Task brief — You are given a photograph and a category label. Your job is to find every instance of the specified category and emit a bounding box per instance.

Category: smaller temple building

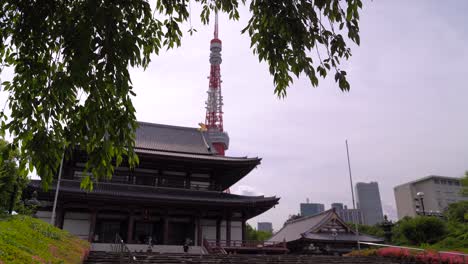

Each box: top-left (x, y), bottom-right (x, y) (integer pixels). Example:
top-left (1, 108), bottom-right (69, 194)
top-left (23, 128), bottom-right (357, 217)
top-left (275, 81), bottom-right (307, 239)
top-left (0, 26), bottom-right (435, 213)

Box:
top-left (28, 122), bottom-right (279, 249)
top-left (269, 209), bottom-right (383, 254)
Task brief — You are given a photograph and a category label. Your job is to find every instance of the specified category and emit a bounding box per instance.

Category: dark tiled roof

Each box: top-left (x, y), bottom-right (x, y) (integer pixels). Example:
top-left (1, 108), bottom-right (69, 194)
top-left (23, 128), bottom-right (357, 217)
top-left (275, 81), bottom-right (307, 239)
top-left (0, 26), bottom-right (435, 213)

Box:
top-left (269, 209), bottom-right (383, 243)
top-left (136, 122), bottom-right (213, 155)
top-left (135, 148), bottom-right (260, 163)
top-left (30, 180), bottom-right (279, 207)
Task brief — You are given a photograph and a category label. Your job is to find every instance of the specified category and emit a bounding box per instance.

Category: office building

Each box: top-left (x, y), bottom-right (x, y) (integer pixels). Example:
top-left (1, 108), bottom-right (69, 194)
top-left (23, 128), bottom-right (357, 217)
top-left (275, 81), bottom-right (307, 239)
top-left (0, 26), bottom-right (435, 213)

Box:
top-left (331, 203), bottom-right (344, 210)
top-left (300, 202), bottom-right (325, 216)
top-left (257, 222), bottom-right (273, 233)
top-left (394, 175), bottom-right (468, 219)
top-left (334, 205), bottom-right (364, 225)
top-left (356, 182), bottom-right (384, 225)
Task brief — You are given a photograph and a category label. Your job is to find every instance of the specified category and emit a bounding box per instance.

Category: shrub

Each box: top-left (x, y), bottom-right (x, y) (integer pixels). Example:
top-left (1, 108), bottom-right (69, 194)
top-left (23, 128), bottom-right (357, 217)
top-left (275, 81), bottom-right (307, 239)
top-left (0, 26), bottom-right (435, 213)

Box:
top-left (396, 216), bottom-right (447, 245)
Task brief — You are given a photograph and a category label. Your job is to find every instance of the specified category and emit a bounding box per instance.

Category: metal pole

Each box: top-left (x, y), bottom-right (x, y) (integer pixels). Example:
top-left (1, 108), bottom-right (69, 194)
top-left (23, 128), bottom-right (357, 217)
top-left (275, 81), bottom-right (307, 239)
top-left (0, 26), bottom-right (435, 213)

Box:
top-left (346, 140), bottom-right (361, 250)
top-left (50, 151), bottom-right (65, 226)
top-left (420, 197), bottom-right (425, 216)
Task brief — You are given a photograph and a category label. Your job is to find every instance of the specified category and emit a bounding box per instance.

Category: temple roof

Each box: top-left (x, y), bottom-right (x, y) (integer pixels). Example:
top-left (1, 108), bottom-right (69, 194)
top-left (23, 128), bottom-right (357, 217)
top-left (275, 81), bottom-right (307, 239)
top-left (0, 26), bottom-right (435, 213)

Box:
top-left (136, 122), bottom-right (215, 155)
top-left (29, 180), bottom-right (279, 219)
top-left (269, 209), bottom-right (383, 243)
top-left (134, 122), bottom-right (254, 164)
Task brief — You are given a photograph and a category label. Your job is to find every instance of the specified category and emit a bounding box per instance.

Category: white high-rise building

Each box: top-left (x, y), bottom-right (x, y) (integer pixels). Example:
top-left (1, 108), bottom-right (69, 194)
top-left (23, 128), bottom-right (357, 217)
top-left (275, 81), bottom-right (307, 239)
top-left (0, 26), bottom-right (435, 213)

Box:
top-left (394, 175), bottom-right (467, 219)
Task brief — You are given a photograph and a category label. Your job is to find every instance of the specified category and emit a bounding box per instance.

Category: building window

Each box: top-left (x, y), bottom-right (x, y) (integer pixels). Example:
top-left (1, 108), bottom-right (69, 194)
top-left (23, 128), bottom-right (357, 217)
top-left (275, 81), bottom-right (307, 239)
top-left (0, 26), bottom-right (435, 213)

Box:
top-left (448, 181), bottom-right (453, 186)
top-left (454, 181), bottom-right (460, 186)
top-left (190, 180), bottom-right (210, 190)
top-left (135, 176), bottom-right (155, 186)
top-left (440, 180), bottom-right (447, 184)
top-left (434, 179), bottom-right (440, 184)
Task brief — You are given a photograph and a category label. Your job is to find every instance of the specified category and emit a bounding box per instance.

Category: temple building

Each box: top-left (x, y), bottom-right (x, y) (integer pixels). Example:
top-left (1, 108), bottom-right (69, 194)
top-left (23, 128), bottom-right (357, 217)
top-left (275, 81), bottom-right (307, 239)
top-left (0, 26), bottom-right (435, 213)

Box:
top-left (27, 11), bottom-right (281, 252)
top-left (28, 122), bottom-right (279, 248)
top-left (270, 209), bottom-right (383, 254)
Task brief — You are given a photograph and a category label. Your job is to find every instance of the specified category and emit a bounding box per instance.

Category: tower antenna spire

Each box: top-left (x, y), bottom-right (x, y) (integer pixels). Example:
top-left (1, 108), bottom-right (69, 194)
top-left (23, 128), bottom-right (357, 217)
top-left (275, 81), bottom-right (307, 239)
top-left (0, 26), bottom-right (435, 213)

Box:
top-left (204, 10), bottom-right (228, 156)
top-left (214, 9), bottom-right (219, 39)
top-left (205, 10), bottom-right (223, 132)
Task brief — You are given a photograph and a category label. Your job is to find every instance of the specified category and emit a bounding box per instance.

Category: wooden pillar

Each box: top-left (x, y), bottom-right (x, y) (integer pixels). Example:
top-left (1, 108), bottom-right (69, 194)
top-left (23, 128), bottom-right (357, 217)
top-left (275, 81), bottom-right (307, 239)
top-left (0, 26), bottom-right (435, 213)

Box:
top-left (241, 218), bottom-right (246, 243)
top-left (215, 218), bottom-right (221, 246)
top-left (127, 210), bottom-right (134, 244)
top-left (226, 214), bottom-right (231, 246)
top-left (163, 213), bottom-right (169, 245)
top-left (88, 210), bottom-right (97, 242)
top-left (196, 215), bottom-right (202, 246)
top-left (185, 172), bottom-right (191, 189)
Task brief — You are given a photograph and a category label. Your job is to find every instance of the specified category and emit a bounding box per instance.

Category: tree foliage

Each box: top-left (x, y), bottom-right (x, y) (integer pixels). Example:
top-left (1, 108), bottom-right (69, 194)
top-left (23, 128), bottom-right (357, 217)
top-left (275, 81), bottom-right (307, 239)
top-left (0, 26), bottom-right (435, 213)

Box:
top-left (445, 201), bottom-right (468, 223)
top-left (0, 0), bottom-right (362, 189)
top-left (461, 171), bottom-right (468, 196)
top-left (348, 222), bottom-right (385, 238)
top-left (0, 138), bottom-right (29, 213)
top-left (245, 224), bottom-right (272, 242)
top-left (392, 216), bottom-right (447, 245)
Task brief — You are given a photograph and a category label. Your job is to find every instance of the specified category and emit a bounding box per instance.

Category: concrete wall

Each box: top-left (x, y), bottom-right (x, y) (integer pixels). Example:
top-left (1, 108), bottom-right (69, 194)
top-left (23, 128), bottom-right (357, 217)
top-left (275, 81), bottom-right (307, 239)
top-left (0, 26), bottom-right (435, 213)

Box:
top-left (394, 183), bottom-right (416, 219)
top-left (63, 212), bottom-right (90, 240)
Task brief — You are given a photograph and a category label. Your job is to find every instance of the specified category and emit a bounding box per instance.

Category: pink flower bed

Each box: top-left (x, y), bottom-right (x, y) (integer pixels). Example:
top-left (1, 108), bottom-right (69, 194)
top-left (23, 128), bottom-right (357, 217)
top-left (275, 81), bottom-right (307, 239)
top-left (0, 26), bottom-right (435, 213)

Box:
top-left (376, 247), bottom-right (467, 264)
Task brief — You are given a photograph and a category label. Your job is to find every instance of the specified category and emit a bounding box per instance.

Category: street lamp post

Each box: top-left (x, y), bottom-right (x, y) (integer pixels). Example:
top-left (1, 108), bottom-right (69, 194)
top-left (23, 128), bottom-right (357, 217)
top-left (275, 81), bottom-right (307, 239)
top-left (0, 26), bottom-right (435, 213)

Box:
top-left (416, 192), bottom-right (425, 216)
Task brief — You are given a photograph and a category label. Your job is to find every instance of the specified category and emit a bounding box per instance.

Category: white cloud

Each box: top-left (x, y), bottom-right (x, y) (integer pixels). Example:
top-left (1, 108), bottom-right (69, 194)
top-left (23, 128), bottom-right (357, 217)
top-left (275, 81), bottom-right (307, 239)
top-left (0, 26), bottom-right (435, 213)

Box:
top-left (232, 185), bottom-right (264, 197)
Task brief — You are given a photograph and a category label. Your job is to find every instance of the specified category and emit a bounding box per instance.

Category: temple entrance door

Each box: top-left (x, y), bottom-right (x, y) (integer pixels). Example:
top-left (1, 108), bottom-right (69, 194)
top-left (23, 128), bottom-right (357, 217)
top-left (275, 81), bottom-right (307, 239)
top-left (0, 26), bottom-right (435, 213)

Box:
top-left (133, 220), bottom-right (163, 245)
top-left (168, 221), bottom-right (194, 245)
top-left (97, 221), bottom-right (123, 243)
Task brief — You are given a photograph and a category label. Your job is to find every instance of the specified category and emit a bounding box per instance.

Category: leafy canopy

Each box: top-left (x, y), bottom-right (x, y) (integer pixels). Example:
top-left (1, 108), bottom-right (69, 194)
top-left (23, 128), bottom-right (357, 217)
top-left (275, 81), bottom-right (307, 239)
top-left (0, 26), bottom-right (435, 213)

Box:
top-left (245, 224), bottom-right (273, 242)
top-left (392, 216), bottom-right (448, 245)
top-left (461, 171), bottom-right (468, 196)
top-left (0, 0), bottom-right (362, 189)
top-left (0, 138), bottom-right (29, 213)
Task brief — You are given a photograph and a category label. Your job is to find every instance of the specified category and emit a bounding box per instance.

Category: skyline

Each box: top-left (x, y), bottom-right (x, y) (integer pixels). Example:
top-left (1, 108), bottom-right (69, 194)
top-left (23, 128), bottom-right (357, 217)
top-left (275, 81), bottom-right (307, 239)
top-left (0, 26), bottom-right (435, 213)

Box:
top-left (1, 0), bottom-right (467, 231)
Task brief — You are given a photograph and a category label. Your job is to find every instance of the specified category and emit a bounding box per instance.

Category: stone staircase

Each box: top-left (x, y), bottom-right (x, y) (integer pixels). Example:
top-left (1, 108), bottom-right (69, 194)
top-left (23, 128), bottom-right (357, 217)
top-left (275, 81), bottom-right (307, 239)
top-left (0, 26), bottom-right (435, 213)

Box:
top-left (84, 251), bottom-right (401, 264)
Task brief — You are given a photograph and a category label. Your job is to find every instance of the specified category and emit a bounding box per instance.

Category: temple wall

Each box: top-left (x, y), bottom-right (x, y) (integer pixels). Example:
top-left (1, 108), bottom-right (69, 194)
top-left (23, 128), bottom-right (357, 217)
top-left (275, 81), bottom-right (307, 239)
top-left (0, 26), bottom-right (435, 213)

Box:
top-left (35, 210), bottom-right (52, 224)
top-left (63, 212), bottom-right (90, 240)
top-left (201, 219), bottom-right (216, 240)
top-left (230, 221), bottom-right (242, 241)
top-left (200, 219), bottom-right (242, 241)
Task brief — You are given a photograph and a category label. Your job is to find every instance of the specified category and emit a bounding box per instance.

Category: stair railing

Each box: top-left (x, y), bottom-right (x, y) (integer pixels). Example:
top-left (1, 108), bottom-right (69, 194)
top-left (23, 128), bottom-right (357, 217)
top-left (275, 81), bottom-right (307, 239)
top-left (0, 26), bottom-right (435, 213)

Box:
top-left (112, 234), bottom-right (137, 264)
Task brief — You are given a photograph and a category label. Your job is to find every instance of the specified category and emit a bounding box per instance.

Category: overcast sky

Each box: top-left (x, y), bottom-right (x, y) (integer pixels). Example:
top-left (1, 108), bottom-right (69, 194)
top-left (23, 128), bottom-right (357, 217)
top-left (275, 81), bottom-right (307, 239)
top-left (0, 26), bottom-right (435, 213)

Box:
top-left (130, 0), bottom-right (468, 230)
top-left (1, 0), bottom-right (468, 231)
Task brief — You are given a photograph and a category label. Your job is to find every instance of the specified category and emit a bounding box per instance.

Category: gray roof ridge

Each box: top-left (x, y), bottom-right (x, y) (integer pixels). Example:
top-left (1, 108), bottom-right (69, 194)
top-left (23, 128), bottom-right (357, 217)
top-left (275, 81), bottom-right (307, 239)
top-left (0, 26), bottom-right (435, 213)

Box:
top-left (137, 121), bottom-right (201, 132)
top-left (286, 208), bottom-right (334, 225)
top-left (269, 209), bottom-right (334, 242)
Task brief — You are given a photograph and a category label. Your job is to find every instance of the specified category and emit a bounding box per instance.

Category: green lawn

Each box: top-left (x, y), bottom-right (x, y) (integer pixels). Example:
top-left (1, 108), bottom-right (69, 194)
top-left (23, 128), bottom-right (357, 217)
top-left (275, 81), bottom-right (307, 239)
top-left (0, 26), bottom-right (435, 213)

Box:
top-left (0, 214), bottom-right (89, 264)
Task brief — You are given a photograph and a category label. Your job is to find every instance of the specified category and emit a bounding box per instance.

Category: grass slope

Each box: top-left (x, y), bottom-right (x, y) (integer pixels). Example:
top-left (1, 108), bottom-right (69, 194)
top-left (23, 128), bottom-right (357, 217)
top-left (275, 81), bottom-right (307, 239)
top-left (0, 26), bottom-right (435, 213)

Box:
top-left (0, 215), bottom-right (89, 264)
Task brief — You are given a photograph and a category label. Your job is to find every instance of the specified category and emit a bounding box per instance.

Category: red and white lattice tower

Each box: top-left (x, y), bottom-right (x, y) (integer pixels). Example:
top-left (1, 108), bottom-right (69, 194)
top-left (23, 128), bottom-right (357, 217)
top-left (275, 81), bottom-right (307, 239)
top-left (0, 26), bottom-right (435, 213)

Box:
top-left (205, 11), bottom-right (229, 156)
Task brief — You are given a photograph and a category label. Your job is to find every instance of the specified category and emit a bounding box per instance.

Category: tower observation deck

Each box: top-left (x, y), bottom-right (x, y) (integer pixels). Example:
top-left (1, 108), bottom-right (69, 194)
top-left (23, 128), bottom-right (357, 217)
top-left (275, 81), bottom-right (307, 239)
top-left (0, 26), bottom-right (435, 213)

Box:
top-left (205, 11), bottom-right (229, 155)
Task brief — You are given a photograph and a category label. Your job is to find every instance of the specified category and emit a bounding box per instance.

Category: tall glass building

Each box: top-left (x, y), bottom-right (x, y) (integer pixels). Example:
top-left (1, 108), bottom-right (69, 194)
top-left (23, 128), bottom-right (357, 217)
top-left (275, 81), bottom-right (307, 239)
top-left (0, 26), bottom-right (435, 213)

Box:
top-left (355, 182), bottom-right (384, 225)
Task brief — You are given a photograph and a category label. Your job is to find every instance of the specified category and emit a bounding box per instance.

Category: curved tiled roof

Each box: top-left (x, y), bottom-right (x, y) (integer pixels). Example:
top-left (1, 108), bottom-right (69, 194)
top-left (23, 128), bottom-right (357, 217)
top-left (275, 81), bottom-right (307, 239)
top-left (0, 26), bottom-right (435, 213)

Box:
top-left (30, 179), bottom-right (278, 206)
top-left (270, 209), bottom-right (383, 243)
top-left (136, 122), bottom-right (214, 155)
